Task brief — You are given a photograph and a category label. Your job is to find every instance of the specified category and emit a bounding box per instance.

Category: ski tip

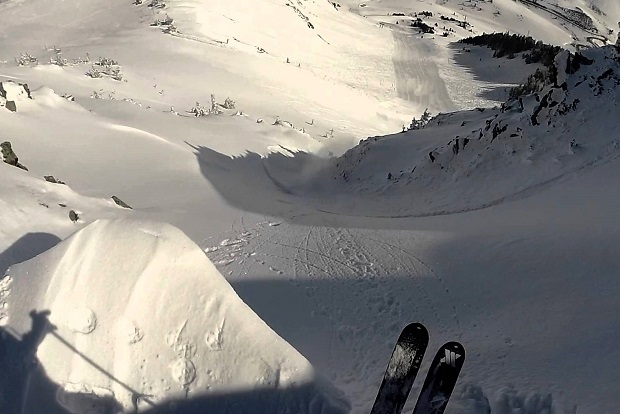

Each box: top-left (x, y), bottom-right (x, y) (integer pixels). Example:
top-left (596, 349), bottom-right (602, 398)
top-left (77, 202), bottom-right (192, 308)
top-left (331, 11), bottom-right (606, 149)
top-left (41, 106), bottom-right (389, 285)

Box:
top-left (402, 322), bottom-right (429, 336)
top-left (442, 341), bottom-right (465, 356)
top-left (437, 341), bottom-right (466, 370)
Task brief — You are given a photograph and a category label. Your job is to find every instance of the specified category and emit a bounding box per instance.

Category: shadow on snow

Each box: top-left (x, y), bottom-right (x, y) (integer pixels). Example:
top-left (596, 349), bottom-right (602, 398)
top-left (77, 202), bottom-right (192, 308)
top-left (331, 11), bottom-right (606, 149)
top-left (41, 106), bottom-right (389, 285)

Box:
top-left (0, 232), bottom-right (61, 276)
top-left (1, 309), bottom-right (349, 414)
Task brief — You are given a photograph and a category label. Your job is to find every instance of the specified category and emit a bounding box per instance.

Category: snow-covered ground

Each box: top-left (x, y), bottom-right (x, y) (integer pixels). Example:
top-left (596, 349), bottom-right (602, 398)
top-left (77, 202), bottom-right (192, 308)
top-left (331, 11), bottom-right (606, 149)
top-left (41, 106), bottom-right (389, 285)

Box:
top-left (2, 218), bottom-right (349, 413)
top-left (1, 0), bottom-right (620, 413)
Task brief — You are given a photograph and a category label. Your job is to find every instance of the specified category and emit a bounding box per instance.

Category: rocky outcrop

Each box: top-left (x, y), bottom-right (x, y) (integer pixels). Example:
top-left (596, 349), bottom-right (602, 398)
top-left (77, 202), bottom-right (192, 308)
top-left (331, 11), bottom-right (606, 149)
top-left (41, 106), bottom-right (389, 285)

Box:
top-left (1, 141), bottom-right (28, 171)
top-left (44, 175), bottom-right (66, 185)
top-left (0, 81), bottom-right (32, 112)
top-left (111, 196), bottom-right (132, 209)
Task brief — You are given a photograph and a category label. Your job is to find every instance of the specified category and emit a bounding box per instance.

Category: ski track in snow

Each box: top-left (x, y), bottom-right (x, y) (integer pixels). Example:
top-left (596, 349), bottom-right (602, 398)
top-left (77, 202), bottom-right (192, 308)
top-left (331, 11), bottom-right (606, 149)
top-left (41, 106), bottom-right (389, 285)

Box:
top-left (203, 221), bottom-right (462, 411)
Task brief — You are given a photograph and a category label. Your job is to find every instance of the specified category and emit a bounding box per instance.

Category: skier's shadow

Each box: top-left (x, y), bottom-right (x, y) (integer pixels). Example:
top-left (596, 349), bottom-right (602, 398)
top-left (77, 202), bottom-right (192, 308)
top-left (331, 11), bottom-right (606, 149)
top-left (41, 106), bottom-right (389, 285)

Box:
top-left (0, 309), bottom-right (122, 414)
top-left (1, 311), bottom-right (348, 414)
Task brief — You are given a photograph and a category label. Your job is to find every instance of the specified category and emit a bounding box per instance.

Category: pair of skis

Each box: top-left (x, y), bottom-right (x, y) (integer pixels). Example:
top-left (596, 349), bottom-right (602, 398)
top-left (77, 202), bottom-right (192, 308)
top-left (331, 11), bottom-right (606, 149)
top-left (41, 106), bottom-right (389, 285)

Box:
top-left (370, 323), bottom-right (464, 414)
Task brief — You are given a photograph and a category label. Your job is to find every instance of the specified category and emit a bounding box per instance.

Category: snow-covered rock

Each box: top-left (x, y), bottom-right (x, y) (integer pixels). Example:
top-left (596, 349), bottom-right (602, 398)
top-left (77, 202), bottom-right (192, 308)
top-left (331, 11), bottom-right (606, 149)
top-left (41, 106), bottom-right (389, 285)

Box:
top-left (1, 218), bottom-right (349, 414)
top-left (0, 80), bottom-right (31, 112)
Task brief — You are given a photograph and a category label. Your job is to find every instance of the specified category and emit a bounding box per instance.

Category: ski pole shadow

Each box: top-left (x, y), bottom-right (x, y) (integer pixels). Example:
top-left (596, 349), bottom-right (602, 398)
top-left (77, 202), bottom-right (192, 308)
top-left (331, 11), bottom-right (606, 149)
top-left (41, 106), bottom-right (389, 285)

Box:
top-left (2, 309), bottom-right (350, 414)
top-left (0, 309), bottom-right (57, 414)
top-left (0, 309), bottom-right (123, 414)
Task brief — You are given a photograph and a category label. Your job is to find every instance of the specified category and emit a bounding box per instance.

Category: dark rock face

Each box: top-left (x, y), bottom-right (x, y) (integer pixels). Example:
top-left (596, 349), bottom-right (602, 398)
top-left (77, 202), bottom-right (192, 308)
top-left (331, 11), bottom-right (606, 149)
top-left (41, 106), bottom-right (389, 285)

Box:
top-left (1, 141), bottom-right (18, 165)
top-left (1, 141), bottom-right (27, 170)
top-left (0, 81), bottom-right (32, 112)
top-left (69, 210), bottom-right (79, 223)
top-left (44, 176), bottom-right (66, 185)
top-left (111, 196), bottom-right (132, 209)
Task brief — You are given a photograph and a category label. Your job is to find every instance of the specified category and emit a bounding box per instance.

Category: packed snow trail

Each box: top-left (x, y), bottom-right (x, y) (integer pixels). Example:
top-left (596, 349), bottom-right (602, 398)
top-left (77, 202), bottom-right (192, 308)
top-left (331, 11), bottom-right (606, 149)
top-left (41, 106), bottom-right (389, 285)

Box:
top-left (203, 222), bottom-right (462, 413)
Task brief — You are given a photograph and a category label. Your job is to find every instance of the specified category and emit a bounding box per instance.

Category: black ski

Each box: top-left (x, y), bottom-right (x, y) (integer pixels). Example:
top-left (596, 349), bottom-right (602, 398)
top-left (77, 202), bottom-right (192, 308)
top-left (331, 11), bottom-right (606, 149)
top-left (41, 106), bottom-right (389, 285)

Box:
top-left (410, 341), bottom-right (465, 414)
top-left (370, 323), bottom-right (429, 414)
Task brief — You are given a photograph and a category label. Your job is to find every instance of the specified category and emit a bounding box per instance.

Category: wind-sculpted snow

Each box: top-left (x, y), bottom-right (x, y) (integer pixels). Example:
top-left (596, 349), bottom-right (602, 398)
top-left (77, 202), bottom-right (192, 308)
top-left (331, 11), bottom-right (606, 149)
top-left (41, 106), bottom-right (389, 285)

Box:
top-left (0, 218), bottom-right (350, 413)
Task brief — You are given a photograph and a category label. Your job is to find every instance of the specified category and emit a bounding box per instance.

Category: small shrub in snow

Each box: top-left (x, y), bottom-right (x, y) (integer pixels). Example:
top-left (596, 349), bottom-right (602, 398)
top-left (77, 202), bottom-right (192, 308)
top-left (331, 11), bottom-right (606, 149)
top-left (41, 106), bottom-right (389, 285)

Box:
top-left (189, 101), bottom-right (209, 117)
top-left (15, 53), bottom-right (38, 66)
top-left (321, 129), bottom-right (334, 139)
top-left (50, 55), bottom-right (69, 67)
top-left (148, 0), bottom-right (166, 8)
top-left (222, 97), bottom-right (235, 109)
top-left (86, 67), bottom-right (102, 78)
top-left (106, 66), bottom-right (123, 81)
top-left (273, 117), bottom-right (294, 128)
top-left (86, 63), bottom-right (123, 81)
top-left (73, 54), bottom-right (91, 64)
top-left (94, 57), bottom-right (119, 66)
top-left (151, 15), bottom-right (173, 27)
top-left (45, 45), bottom-right (62, 54)
top-left (210, 94), bottom-right (221, 114)
top-left (162, 24), bottom-right (178, 34)
top-left (408, 109), bottom-right (432, 130)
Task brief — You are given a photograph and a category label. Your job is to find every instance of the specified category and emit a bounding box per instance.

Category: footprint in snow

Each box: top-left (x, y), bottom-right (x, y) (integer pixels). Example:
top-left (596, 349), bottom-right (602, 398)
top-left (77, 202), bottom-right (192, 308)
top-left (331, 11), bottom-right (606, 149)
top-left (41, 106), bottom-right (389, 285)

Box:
top-left (66, 307), bottom-right (97, 334)
top-left (117, 319), bottom-right (144, 344)
top-left (170, 358), bottom-right (196, 386)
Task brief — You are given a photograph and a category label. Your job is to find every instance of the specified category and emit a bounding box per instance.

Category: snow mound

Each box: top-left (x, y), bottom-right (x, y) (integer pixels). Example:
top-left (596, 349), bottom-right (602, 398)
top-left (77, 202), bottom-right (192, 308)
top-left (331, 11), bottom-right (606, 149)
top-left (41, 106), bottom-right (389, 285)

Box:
top-left (0, 79), bottom-right (83, 113)
top-left (1, 218), bottom-right (349, 413)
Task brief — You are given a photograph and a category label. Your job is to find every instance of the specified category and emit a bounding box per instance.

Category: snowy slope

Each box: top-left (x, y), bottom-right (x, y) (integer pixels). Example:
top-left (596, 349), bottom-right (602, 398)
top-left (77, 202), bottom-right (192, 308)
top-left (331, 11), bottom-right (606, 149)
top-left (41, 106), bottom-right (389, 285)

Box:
top-left (352, 0), bottom-right (620, 48)
top-left (1, 0), bottom-right (620, 413)
top-left (202, 46), bottom-right (620, 218)
top-left (0, 218), bottom-right (349, 413)
top-left (201, 153), bottom-right (620, 414)
top-left (0, 155), bottom-right (131, 277)
top-left (187, 47), bottom-right (620, 413)
top-left (317, 46), bottom-right (620, 216)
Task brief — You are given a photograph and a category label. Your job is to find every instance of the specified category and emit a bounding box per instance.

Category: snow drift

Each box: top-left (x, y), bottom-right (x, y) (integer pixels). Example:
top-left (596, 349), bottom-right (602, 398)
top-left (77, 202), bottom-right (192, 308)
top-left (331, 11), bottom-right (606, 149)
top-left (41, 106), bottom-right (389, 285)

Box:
top-left (0, 218), bottom-right (349, 414)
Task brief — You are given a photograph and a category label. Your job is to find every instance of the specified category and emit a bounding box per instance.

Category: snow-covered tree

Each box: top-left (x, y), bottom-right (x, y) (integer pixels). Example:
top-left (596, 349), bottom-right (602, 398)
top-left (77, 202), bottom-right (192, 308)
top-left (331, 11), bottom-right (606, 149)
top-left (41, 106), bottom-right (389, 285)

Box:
top-left (222, 97), bottom-right (235, 110)
top-left (408, 109), bottom-right (432, 130)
